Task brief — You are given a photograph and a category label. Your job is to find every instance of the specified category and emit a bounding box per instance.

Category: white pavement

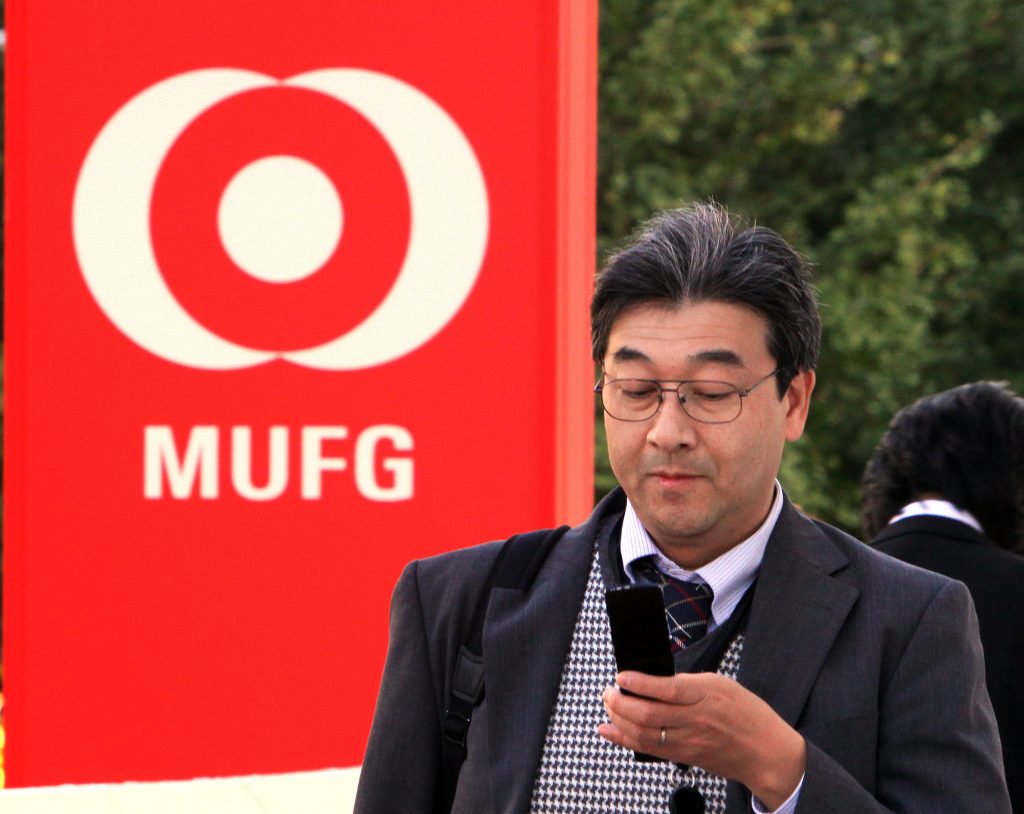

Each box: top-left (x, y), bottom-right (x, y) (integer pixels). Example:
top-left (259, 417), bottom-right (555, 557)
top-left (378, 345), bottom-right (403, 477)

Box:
top-left (0, 767), bottom-right (361, 813)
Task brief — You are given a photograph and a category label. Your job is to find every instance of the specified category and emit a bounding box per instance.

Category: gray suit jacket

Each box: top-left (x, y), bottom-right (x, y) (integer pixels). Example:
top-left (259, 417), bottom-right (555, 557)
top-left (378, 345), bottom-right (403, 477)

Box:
top-left (354, 490), bottom-right (1010, 813)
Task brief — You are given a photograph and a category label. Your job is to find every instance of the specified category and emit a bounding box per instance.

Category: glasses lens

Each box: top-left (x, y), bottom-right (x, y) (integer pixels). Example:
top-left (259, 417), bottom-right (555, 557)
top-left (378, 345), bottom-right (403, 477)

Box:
top-left (679, 382), bottom-right (741, 423)
top-left (602, 380), bottom-right (661, 420)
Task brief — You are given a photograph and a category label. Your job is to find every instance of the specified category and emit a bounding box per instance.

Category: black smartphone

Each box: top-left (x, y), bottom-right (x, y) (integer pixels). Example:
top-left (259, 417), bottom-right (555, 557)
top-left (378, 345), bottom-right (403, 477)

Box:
top-left (604, 585), bottom-right (674, 762)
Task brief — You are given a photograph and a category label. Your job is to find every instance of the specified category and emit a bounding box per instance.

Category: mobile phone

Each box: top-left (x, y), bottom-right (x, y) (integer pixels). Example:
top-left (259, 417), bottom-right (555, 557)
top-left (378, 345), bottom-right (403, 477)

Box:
top-left (604, 585), bottom-right (674, 762)
top-left (605, 584), bottom-right (675, 679)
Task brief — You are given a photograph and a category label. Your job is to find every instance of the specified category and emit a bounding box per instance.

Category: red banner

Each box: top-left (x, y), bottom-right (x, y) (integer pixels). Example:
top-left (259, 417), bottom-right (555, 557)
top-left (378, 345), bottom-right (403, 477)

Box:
top-left (4, 0), bottom-right (595, 785)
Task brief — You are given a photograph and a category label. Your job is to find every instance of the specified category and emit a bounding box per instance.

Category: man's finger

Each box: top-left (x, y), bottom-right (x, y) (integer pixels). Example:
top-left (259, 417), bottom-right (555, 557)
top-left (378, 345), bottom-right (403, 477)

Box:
top-left (597, 719), bottom-right (667, 755)
top-left (616, 671), bottom-right (712, 706)
top-left (603, 683), bottom-right (690, 733)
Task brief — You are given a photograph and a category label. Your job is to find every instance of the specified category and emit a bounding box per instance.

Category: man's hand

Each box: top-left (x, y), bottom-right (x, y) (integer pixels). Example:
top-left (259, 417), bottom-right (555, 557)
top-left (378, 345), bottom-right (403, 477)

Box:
top-left (598, 671), bottom-right (806, 810)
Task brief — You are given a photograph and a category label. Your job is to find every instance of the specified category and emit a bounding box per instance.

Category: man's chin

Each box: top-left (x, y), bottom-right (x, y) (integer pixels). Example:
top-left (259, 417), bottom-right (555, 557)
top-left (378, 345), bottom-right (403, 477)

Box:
top-left (645, 515), bottom-right (715, 554)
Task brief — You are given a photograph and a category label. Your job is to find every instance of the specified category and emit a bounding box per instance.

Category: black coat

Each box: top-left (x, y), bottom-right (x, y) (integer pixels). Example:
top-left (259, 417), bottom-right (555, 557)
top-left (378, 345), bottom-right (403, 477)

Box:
top-left (872, 515), bottom-right (1024, 812)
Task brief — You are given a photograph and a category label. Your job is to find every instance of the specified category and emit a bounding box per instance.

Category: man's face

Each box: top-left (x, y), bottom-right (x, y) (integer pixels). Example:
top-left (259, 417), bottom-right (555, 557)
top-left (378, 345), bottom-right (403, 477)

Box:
top-left (602, 300), bottom-right (814, 569)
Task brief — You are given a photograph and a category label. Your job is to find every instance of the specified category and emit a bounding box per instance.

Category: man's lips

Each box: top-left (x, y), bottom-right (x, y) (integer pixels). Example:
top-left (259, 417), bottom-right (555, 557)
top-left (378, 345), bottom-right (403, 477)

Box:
top-left (648, 470), bottom-right (703, 484)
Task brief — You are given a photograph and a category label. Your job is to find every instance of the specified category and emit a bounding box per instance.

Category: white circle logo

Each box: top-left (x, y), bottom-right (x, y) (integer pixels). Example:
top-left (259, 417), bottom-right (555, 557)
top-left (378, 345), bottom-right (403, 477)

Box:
top-left (72, 69), bottom-right (490, 370)
top-left (218, 155), bottom-right (344, 285)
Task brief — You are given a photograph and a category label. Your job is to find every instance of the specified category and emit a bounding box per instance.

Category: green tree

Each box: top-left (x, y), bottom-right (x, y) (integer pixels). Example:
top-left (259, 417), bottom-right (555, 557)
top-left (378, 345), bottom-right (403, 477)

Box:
top-left (597, 0), bottom-right (1024, 532)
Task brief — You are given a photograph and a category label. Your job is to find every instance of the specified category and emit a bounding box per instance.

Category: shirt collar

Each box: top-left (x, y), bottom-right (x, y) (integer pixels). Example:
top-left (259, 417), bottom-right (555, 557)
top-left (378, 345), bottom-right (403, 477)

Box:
top-left (620, 481), bottom-right (784, 629)
top-left (889, 499), bottom-right (983, 533)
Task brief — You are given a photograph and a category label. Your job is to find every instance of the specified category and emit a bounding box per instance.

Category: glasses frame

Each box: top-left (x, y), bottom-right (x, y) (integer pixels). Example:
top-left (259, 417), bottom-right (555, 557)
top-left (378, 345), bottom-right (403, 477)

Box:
top-left (595, 368), bottom-right (780, 424)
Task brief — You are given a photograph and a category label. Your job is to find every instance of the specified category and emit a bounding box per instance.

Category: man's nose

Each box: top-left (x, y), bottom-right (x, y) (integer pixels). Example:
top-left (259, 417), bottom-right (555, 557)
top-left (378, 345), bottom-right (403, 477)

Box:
top-left (645, 392), bottom-right (698, 449)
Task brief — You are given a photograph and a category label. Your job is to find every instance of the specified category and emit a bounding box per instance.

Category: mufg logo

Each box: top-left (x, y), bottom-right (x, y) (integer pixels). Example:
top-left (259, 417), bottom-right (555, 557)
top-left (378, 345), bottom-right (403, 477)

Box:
top-left (72, 68), bottom-right (489, 370)
top-left (71, 69), bottom-right (488, 501)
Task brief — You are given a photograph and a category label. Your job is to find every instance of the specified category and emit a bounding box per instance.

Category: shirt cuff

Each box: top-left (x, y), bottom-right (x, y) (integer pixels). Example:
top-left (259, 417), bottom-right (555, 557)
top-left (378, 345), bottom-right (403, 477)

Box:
top-left (751, 774), bottom-right (803, 814)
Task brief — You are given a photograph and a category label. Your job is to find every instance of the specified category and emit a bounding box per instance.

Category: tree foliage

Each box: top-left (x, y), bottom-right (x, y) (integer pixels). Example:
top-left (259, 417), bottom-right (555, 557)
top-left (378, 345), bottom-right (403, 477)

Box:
top-left (597, 0), bottom-right (1024, 533)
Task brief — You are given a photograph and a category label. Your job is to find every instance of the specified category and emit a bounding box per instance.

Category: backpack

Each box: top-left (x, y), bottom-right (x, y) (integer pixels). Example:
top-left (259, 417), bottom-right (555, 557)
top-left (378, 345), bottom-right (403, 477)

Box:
top-left (436, 525), bottom-right (571, 813)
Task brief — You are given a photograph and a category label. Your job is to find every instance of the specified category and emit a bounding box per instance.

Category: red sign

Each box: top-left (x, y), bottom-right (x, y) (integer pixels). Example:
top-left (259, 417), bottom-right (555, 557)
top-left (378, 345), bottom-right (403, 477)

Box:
top-left (4, 0), bottom-right (596, 786)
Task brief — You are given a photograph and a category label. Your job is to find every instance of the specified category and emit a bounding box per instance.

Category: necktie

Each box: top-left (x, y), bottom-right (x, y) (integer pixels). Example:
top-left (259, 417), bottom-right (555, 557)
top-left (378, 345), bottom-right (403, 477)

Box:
top-left (633, 558), bottom-right (715, 651)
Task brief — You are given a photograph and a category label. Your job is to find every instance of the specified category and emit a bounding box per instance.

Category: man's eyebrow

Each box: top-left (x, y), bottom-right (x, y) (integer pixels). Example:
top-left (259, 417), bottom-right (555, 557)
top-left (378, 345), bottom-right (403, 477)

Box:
top-left (690, 349), bottom-right (744, 366)
top-left (609, 347), bottom-right (652, 363)
top-left (610, 347), bottom-right (744, 365)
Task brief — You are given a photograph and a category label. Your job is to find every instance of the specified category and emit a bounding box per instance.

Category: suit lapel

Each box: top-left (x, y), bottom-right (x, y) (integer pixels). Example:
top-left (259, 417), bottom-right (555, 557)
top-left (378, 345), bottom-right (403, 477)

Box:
top-left (724, 503), bottom-right (860, 806)
top-left (738, 500), bottom-right (860, 726)
top-left (726, 501), bottom-right (859, 812)
top-left (482, 520), bottom-right (598, 814)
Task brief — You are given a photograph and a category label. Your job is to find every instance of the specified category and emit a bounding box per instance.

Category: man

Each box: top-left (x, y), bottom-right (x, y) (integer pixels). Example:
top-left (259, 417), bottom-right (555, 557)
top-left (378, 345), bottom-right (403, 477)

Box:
top-left (354, 203), bottom-right (1010, 813)
top-left (863, 381), bottom-right (1024, 812)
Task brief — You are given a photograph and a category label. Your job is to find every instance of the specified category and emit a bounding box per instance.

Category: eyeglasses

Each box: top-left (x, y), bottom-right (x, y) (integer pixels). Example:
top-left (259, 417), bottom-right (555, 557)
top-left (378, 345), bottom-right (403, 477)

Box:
top-left (595, 369), bottom-right (779, 424)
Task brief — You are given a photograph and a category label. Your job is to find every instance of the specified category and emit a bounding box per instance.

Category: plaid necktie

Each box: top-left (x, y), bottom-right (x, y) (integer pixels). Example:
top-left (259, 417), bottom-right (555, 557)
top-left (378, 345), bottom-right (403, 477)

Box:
top-left (633, 558), bottom-right (715, 652)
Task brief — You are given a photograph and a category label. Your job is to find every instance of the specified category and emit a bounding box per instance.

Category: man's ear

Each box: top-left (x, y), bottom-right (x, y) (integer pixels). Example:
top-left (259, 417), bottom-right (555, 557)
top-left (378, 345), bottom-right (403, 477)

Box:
top-left (784, 370), bottom-right (815, 442)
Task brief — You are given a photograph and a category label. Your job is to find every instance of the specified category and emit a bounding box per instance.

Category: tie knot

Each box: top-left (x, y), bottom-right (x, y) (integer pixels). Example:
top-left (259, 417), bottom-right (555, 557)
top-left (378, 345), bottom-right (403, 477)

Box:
top-left (633, 558), bottom-right (714, 651)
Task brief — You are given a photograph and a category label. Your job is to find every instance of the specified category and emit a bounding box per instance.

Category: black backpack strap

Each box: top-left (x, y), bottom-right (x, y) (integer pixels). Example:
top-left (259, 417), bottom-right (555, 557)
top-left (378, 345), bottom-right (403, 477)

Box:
top-left (436, 524), bottom-right (570, 812)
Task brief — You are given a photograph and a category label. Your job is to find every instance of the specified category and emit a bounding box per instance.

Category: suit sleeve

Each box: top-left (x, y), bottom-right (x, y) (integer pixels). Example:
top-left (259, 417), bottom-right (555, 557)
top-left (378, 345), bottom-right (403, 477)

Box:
top-left (354, 561), bottom-right (444, 814)
top-left (796, 579), bottom-right (1011, 813)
